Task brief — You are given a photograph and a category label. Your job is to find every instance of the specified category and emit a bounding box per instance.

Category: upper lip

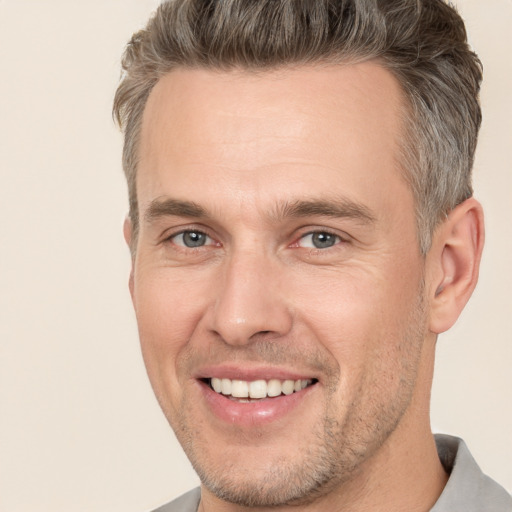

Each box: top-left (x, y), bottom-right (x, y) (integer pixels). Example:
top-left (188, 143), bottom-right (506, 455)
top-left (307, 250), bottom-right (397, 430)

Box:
top-left (193, 364), bottom-right (318, 382)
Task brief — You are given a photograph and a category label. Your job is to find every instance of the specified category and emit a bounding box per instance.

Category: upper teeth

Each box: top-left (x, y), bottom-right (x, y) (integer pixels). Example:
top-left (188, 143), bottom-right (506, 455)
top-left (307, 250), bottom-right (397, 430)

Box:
top-left (210, 378), bottom-right (311, 399)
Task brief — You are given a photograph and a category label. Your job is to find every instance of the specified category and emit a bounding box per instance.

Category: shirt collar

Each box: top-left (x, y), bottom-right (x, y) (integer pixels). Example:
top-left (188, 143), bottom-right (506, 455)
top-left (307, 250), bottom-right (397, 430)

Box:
top-left (431, 434), bottom-right (511, 511)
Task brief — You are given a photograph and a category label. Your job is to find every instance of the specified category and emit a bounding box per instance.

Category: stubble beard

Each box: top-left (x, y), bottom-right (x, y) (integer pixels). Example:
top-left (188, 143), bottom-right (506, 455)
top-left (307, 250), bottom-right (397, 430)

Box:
top-left (175, 392), bottom-right (360, 508)
top-left (167, 290), bottom-right (427, 508)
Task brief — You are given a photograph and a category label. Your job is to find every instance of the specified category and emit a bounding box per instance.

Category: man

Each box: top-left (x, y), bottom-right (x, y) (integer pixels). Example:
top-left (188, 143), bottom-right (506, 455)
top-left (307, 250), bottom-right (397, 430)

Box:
top-left (114, 1), bottom-right (511, 511)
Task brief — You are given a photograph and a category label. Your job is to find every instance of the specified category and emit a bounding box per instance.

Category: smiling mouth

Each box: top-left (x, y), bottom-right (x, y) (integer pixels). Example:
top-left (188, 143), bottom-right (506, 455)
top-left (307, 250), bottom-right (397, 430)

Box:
top-left (204, 377), bottom-right (317, 401)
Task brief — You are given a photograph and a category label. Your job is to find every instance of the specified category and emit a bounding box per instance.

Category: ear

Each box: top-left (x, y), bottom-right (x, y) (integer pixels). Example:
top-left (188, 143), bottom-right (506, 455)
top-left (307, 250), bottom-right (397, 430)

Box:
top-left (123, 216), bottom-right (135, 301)
top-left (427, 198), bottom-right (485, 334)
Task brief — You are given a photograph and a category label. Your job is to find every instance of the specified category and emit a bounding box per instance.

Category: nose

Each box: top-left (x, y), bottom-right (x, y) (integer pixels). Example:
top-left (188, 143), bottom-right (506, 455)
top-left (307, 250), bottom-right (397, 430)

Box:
top-left (208, 250), bottom-right (293, 346)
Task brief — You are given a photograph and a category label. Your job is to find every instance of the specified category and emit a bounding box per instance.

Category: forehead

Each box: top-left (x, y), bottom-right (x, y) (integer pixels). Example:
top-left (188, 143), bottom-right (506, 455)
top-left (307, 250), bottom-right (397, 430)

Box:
top-left (137, 62), bottom-right (411, 223)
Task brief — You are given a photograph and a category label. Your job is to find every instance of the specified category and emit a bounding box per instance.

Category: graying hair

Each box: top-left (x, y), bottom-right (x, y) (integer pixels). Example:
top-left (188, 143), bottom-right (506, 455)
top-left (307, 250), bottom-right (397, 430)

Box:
top-left (113, 0), bottom-right (482, 253)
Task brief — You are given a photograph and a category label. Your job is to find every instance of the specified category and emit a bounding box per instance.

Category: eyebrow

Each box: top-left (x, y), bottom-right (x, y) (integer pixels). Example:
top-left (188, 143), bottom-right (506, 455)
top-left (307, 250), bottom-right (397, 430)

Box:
top-left (271, 198), bottom-right (377, 224)
top-left (144, 198), bottom-right (208, 223)
top-left (144, 196), bottom-right (376, 225)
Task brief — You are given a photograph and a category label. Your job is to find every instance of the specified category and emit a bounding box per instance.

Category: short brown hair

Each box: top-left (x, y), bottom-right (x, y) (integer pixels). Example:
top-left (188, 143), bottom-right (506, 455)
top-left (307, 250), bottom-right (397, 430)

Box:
top-left (113, 0), bottom-right (482, 253)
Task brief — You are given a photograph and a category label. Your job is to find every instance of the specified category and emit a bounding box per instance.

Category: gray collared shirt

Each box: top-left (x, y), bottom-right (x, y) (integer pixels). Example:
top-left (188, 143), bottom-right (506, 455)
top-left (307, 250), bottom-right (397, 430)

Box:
top-left (152, 434), bottom-right (511, 511)
top-left (432, 434), bottom-right (511, 511)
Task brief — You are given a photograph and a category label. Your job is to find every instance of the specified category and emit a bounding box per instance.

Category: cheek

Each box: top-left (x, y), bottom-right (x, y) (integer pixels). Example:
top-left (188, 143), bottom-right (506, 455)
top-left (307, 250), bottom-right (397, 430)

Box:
top-left (132, 267), bottom-right (210, 398)
top-left (293, 267), bottom-right (426, 443)
top-left (291, 260), bottom-right (424, 373)
top-left (134, 263), bottom-right (209, 337)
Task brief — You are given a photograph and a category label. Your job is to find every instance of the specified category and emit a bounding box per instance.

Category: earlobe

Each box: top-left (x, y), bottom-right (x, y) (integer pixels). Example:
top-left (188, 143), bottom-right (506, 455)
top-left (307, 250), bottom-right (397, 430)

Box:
top-left (428, 198), bottom-right (484, 334)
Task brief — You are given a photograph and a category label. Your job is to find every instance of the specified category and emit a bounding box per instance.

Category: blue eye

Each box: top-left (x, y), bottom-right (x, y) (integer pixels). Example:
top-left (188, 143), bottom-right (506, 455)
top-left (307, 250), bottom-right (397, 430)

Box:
top-left (299, 232), bottom-right (340, 249)
top-left (172, 230), bottom-right (212, 248)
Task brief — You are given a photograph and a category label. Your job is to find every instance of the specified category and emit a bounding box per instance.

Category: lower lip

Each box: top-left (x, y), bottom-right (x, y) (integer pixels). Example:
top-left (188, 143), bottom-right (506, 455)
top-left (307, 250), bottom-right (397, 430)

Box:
top-left (198, 380), bottom-right (317, 427)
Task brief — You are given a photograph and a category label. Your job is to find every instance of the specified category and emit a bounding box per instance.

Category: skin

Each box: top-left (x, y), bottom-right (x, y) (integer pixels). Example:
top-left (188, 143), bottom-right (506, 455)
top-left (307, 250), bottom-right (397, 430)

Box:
top-left (125, 63), bottom-right (484, 511)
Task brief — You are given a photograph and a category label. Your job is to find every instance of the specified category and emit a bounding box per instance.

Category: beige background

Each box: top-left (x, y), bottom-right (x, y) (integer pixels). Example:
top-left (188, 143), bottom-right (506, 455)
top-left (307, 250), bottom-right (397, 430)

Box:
top-left (0, 1), bottom-right (510, 510)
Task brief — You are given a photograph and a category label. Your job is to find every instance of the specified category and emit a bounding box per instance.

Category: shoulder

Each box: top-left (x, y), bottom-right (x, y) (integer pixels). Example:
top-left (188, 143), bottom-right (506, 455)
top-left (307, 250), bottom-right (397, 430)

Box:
top-left (150, 487), bottom-right (201, 512)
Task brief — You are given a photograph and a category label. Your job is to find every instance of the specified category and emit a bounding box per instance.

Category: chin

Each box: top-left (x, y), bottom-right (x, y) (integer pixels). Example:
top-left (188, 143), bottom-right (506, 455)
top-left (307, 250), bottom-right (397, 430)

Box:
top-left (195, 451), bottom-right (342, 508)
top-left (175, 413), bottom-right (361, 508)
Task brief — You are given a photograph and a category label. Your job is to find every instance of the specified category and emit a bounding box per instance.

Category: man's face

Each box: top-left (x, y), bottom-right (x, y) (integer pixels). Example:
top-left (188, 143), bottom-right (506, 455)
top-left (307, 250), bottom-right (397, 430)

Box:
top-left (130, 63), bottom-right (433, 507)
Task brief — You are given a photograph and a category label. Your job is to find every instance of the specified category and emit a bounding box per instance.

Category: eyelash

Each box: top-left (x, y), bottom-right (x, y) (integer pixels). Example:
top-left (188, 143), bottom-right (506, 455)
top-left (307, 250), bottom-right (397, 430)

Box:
top-left (165, 229), bottom-right (217, 249)
top-left (163, 228), bottom-right (347, 254)
top-left (294, 230), bottom-right (344, 250)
